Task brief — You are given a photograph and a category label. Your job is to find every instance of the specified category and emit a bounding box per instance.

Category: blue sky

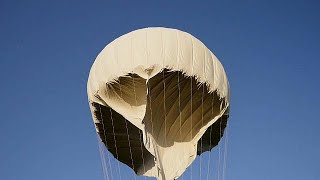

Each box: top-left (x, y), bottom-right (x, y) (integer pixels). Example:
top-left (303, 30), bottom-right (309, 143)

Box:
top-left (1, 0), bottom-right (319, 179)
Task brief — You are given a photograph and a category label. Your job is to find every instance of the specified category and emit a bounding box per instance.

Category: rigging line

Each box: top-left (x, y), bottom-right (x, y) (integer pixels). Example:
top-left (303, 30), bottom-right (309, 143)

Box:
top-left (97, 134), bottom-right (109, 180)
top-left (116, 44), bottom-right (136, 179)
top-left (176, 31), bottom-right (184, 180)
top-left (147, 81), bottom-right (154, 136)
top-left (206, 95), bottom-right (214, 180)
top-left (109, 107), bottom-right (122, 180)
top-left (98, 143), bottom-right (107, 180)
top-left (147, 81), bottom-right (155, 150)
top-left (98, 104), bottom-right (114, 180)
top-left (159, 30), bottom-right (169, 180)
top-left (132, 75), bottom-right (147, 178)
top-left (210, 54), bottom-right (221, 180)
top-left (101, 141), bottom-right (110, 180)
top-left (207, 53), bottom-right (214, 180)
top-left (159, 68), bottom-right (168, 179)
top-left (144, 31), bottom-right (155, 180)
top-left (200, 48), bottom-right (206, 180)
top-left (200, 83), bottom-right (205, 180)
top-left (161, 31), bottom-right (167, 148)
top-left (217, 114), bottom-right (223, 180)
top-left (190, 37), bottom-right (194, 180)
top-left (222, 125), bottom-right (229, 180)
top-left (206, 126), bottom-right (213, 180)
top-left (146, 30), bottom-right (154, 138)
top-left (146, 47), bottom-right (156, 170)
top-left (145, 32), bottom-right (157, 179)
top-left (119, 79), bottom-right (136, 180)
top-left (177, 72), bottom-right (184, 180)
top-left (106, 145), bottom-right (114, 180)
top-left (163, 70), bottom-right (167, 147)
top-left (130, 33), bottom-right (146, 179)
top-left (93, 100), bottom-right (107, 180)
top-left (111, 43), bottom-right (122, 180)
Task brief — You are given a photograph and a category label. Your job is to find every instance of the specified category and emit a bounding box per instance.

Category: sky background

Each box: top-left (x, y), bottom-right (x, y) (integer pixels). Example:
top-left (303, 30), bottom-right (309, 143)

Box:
top-left (1, 0), bottom-right (320, 180)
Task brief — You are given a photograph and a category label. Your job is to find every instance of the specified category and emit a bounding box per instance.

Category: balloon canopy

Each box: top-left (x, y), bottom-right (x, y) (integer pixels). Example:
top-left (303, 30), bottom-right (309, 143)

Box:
top-left (87, 27), bottom-right (230, 180)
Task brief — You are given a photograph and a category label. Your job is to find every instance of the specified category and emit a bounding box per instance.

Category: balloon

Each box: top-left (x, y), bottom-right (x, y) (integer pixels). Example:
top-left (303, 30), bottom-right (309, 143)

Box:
top-left (87, 27), bottom-right (230, 180)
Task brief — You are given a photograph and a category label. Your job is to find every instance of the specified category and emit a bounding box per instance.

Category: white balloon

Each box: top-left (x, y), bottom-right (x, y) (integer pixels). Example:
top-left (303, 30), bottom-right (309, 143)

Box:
top-left (87, 27), bottom-right (230, 180)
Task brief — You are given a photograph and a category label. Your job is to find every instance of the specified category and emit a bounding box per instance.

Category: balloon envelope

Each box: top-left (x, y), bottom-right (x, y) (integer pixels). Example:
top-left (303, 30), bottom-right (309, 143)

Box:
top-left (87, 27), bottom-right (230, 180)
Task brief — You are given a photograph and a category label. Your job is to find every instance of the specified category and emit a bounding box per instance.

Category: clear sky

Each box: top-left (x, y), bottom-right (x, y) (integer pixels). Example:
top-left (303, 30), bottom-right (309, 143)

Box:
top-left (1, 0), bottom-right (319, 180)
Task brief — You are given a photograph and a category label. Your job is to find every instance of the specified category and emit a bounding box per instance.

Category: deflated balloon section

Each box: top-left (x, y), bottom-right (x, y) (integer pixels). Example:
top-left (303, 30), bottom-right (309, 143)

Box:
top-left (90, 69), bottom-right (228, 180)
top-left (87, 27), bottom-right (230, 180)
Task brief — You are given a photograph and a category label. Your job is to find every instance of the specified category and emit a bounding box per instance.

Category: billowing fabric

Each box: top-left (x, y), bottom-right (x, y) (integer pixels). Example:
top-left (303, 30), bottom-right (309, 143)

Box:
top-left (87, 27), bottom-right (230, 180)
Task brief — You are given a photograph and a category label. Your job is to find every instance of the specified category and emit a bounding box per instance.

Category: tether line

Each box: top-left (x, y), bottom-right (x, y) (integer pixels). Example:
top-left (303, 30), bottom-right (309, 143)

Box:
top-left (200, 48), bottom-right (206, 180)
top-left (109, 107), bottom-right (122, 180)
top-left (132, 75), bottom-right (147, 178)
top-left (98, 104), bottom-right (114, 180)
top-left (207, 51), bottom-right (214, 180)
top-left (97, 134), bottom-right (109, 180)
top-left (190, 37), bottom-right (194, 180)
top-left (115, 43), bottom-right (136, 180)
top-left (222, 124), bottom-right (229, 180)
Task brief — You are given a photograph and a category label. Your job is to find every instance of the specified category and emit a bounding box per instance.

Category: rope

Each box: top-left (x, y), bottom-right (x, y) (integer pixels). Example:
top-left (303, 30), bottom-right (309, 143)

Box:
top-left (217, 118), bottom-right (223, 180)
top-left (176, 31), bottom-right (184, 180)
top-left (109, 107), bottom-right (122, 180)
top-left (116, 43), bottom-right (136, 180)
top-left (130, 33), bottom-right (146, 179)
top-left (206, 125), bottom-right (213, 180)
top-left (162, 70), bottom-right (167, 146)
top-left (146, 31), bottom-right (157, 180)
top-left (146, 30), bottom-right (155, 138)
top-left (207, 50), bottom-right (214, 180)
top-left (177, 72), bottom-right (184, 180)
top-left (200, 48), bottom-right (206, 180)
top-left (132, 75), bottom-right (147, 178)
top-left (147, 82), bottom-right (155, 138)
top-left (97, 134), bottom-right (109, 180)
top-left (222, 125), bottom-right (229, 180)
top-left (190, 37), bottom-right (194, 180)
top-left (206, 93), bottom-right (215, 180)
top-left (199, 84), bottom-right (204, 180)
top-left (98, 104), bottom-right (114, 180)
